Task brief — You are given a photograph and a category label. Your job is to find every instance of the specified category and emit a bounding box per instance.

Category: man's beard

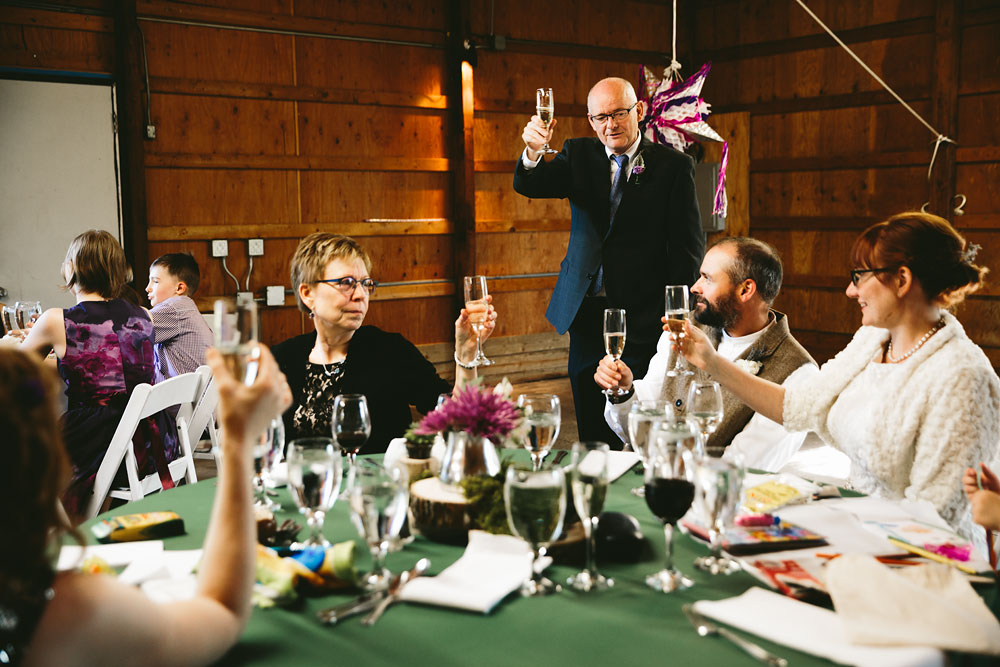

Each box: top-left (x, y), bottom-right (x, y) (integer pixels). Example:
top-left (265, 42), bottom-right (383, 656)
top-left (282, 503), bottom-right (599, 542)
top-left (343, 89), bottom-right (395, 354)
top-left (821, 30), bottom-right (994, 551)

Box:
top-left (693, 291), bottom-right (741, 330)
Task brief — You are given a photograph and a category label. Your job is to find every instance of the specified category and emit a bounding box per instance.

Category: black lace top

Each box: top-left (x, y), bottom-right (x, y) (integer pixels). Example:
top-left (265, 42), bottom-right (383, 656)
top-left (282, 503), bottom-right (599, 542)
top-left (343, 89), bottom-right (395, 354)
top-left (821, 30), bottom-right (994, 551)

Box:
top-left (291, 360), bottom-right (346, 438)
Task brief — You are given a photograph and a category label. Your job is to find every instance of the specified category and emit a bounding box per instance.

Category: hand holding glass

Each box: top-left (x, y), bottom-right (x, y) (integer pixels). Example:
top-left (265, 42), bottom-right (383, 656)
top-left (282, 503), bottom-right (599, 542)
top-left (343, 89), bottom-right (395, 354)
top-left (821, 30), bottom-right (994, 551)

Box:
top-left (535, 87), bottom-right (558, 155)
top-left (504, 464), bottom-right (566, 596)
top-left (463, 275), bottom-right (493, 367)
top-left (213, 298), bottom-right (260, 385)
top-left (567, 442), bottom-right (613, 591)
top-left (287, 437), bottom-right (342, 548)
top-left (518, 393), bottom-right (561, 470)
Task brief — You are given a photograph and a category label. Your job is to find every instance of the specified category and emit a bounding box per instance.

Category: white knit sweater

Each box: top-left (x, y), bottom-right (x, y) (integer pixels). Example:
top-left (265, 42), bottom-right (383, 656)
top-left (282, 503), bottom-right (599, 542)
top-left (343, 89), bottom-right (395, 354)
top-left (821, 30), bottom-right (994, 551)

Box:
top-left (783, 312), bottom-right (1000, 547)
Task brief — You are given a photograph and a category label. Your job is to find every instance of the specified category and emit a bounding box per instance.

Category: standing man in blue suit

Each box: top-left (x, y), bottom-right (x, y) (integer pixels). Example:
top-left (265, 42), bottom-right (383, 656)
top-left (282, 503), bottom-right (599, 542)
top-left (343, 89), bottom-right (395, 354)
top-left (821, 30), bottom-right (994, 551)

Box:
top-left (513, 77), bottom-right (704, 446)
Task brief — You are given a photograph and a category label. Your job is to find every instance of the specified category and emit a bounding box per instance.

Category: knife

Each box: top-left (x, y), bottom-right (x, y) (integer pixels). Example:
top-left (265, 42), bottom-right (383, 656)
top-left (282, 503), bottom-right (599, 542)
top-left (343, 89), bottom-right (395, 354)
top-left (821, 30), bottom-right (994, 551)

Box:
top-left (682, 604), bottom-right (788, 667)
top-left (360, 557), bottom-right (430, 627)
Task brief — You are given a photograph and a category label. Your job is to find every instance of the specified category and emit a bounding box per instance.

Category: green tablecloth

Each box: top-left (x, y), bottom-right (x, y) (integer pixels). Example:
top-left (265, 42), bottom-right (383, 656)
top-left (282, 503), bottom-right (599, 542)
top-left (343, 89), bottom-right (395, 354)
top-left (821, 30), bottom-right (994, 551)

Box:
top-left (88, 456), bottom-right (998, 667)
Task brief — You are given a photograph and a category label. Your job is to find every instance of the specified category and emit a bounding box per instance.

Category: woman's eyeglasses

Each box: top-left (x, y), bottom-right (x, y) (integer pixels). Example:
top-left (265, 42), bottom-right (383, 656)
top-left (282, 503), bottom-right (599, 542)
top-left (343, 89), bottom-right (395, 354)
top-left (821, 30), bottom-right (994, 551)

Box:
top-left (316, 277), bottom-right (378, 295)
top-left (849, 266), bottom-right (898, 287)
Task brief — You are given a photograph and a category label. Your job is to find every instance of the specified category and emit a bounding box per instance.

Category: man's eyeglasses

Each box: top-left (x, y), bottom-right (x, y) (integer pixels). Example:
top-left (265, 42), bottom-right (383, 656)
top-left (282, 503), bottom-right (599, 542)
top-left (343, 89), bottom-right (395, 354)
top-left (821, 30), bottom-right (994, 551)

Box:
top-left (316, 276), bottom-right (378, 295)
top-left (849, 266), bottom-right (898, 287)
top-left (588, 103), bottom-right (637, 124)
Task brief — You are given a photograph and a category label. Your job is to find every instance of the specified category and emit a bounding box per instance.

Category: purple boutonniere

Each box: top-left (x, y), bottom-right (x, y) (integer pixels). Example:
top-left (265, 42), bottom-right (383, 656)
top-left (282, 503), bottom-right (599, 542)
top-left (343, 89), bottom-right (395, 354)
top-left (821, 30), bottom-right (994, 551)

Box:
top-left (630, 153), bottom-right (645, 186)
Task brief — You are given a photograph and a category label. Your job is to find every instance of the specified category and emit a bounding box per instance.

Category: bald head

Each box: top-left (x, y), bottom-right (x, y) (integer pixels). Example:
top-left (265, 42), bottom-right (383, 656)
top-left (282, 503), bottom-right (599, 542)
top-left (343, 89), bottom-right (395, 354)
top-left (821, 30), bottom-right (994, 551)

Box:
top-left (587, 78), bottom-right (644, 155)
top-left (587, 78), bottom-right (638, 111)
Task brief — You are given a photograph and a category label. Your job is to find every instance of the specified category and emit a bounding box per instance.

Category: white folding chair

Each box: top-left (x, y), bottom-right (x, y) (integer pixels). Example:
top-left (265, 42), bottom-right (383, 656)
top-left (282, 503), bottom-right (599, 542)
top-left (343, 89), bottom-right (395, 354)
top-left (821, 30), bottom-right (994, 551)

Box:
top-left (189, 364), bottom-right (220, 459)
top-left (86, 371), bottom-right (206, 519)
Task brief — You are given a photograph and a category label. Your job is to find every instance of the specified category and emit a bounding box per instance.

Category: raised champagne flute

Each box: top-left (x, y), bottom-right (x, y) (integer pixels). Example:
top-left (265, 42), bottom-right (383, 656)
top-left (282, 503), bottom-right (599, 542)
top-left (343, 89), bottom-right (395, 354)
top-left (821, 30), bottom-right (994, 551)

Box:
top-left (535, 87), bottom-right (558, 155)
top-left (603, 308), bottom-right (628, 397)
top-left (688, 453), bottom-right (743, 575)
top-left (518, 393), bottom-right (561, 471)
top-left (350, 459), bottom-right (409, 591)
top-left (463, 275), bottom-right (493, 366)
top-left (686, 381), bottom-right (723, 457)
top-left (567, 441), bottom-right (613, 591)
top-left (252, 417), bottom-right (285, 511)
top-left (504, 463), bottom-right (566, 596)
top-left (332, 393), bottom-right (371, 496)
top-left (287, 437), bottom-right (342, 548)
top-left (644, 424), bottom-right (697, 592)
top-left (213, 297), bottom-right (260, 385)
top-left (627, 399), bottom-right (671, 496)
top-left (664, 286), bottom-right (690, 372)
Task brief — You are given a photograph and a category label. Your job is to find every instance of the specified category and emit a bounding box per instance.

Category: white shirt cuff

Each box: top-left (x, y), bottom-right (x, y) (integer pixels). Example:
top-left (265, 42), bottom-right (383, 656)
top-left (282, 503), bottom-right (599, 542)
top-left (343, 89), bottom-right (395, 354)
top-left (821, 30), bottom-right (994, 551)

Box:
top-left (520, 148), bottom-right (542, 169)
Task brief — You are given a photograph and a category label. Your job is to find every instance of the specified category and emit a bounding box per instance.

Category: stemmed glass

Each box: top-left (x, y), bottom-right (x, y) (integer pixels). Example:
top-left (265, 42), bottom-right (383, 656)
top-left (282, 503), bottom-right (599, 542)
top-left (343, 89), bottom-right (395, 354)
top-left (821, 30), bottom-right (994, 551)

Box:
top-left (463, 275), bottom-right (493, 367)
top-left (567, 441), bottom-right (613, 591)
top-left (350, 460), bottom-right (410, 591)
top-left (287, 437), bottom-right (342, 548)
top-left (644, 423), bottom-right (697, 592)
top-left (603, 308), bottom-right (628, 397)
top-left (332, 393), bottom-right (371, 496)
top-left (14, 301), bottom-right (42, 330)
top-left (518, 393), bottom-right (561, 470)
top-left (504, 464), bottom-right (566, 596)
top-left (252, 417), bottom-right (285, 510)
top-left (627, 400), bottom-right (670, 497)
top-left (213, 298), bottom-right (261, 385)
top-left (535, 87), bottom-right (558, 155)
top-left (688, 454), bottom-right (743, 575)
top-left (686, 381), bottom-right (723, 457)
top-left (664, 286), bottom-right (690, 372)
top-left (1, 305), bottom-right (17, 335)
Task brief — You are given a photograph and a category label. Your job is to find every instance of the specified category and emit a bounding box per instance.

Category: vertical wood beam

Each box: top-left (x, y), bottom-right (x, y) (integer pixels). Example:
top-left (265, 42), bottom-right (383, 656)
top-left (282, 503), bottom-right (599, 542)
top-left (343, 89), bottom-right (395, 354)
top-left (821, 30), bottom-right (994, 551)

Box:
top-left (446, 0), bottom-right (476, 297)
top-left (928, 0), bottom-right (960, 221)
top-left (114, 0), bottom-right (150, 292)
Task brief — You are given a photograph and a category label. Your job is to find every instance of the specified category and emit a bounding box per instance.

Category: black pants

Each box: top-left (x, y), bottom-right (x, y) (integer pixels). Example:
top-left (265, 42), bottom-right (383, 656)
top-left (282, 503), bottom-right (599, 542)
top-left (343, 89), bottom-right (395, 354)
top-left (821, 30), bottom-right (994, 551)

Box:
top-left (567, 296), bottom-right (657, 450)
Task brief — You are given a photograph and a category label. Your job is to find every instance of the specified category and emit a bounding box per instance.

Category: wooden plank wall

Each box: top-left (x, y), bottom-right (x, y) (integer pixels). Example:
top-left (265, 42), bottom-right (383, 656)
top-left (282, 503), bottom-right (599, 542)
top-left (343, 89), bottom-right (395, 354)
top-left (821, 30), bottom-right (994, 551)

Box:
top-left (696, 0), bottom-right (1000, 367)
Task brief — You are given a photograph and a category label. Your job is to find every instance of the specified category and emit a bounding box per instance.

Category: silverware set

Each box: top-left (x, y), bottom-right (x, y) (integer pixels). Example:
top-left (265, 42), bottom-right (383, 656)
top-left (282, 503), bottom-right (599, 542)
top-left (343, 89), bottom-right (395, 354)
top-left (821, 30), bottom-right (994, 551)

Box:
top-left (682, 604), bottom-right (788, 666)
top-left (317, 558), bottom-right (429, 627)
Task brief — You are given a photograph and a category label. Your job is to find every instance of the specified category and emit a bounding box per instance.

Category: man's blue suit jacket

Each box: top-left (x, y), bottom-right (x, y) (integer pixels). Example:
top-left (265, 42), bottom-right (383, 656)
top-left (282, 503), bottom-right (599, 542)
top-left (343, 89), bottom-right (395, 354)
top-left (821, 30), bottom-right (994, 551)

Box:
top-left (513, 136), bottom-right (704, 346)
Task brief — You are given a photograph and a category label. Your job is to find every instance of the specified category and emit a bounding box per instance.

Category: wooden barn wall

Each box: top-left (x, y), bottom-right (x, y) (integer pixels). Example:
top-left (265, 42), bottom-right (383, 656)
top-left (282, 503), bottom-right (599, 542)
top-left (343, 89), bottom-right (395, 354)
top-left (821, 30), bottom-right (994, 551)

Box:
top-left (4, 0), bottom-right (995, 375)
top-left (696, 0), bottom-right (1000, 368)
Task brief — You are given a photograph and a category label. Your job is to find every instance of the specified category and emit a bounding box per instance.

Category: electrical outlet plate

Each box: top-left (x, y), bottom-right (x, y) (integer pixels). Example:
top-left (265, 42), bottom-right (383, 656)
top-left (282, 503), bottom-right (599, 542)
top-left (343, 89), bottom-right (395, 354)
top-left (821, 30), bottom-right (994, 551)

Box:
top-left (266, 286), bottom-right (285, 306)
top-left (236, 291), bottom-right (254, 307)
top-left (211, 240), bottom-right (228, 257)
top-left (248, 239), bottom-right (264, 256)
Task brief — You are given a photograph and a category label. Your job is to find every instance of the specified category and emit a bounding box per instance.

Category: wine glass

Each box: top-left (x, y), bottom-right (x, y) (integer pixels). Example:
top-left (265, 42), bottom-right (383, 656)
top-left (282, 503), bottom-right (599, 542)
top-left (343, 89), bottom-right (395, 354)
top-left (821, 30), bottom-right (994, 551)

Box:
top-left (504, 463), bottom-right (566, 596)
top-left (602, 308), bottom-right (628, 397)
top-left (518, 393), bottom-right (561, 471)
top-left (567, 441), bottom-right (613, 591)
top-left (688, 454), bottom-right (743, 575)
top-left (664, 285), bottom-right (690, 372)
top-left (14, 301), bottom-right (42, 330)
top-left (686, 381), bottom-right (723, 457)
top-left (627, 400), bottom-right (671, 496)
top-left (535, 87), bottom-right (558, 155)
top-left (332, 393), bottom-right (371, 495)
top-left (213, 298), bottom-right (260, 385)
top-left (252, 417), bottom-right (285, 511)
top-left (287, 437), bottom-right (342, 548)
top-left (1, 305), bottom-right (19, 336)
top-left (463, 275), bottom-right (493, 367)
top-left (350, 460), bottom-right (410, 591)
top-left (644, 423), bottom-right (697, 593)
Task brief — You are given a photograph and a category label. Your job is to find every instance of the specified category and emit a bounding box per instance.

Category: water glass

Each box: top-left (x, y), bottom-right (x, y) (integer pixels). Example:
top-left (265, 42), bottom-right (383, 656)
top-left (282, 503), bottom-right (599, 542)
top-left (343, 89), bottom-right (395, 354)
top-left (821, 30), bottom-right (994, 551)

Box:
top-left (14, 301), bottom-right (42, 330)
top-left (287, 437), bottom-right (342, 548)
top-left (688, 454), bottom-right (744, 575)
top-left (567, 441), bottom-right (613, 592)
top-left (517, 393), bottom-right (561, 470)
top-left (686, 381), bottom-right (723, 457)
top-left (350, 460), bottom-right (409, 591)
top-left (252, 417), bottom-right (285, 511)
top-left (504, 463), bottom-right (566, 596)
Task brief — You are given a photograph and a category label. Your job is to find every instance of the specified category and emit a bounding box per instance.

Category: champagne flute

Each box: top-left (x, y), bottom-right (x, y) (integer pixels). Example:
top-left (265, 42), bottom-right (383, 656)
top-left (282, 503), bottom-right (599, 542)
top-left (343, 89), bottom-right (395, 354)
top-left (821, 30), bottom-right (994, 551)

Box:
top-left (504, 463), bottom-right (566, 596)
top-left (688, 454), bottom-right (743, 575)
top-left (535, 87), bottom-right (558, 155)
top-left (350, 460), bottom-right (409, 591)
top-left (664, 286), bottom-right (690, 372)
top-left (14, 301), bottom-right (42, 330)
top-left (518, 393), bottom-right (561, 471)
top-left (463, 275), bottom-right (493, 367)
top-left (603, 308), bottom-right (628, 397)
top-left (287, 437), bottom-right (342, 548)
top-left (686, 381), bottom-right (723, 458)
top-left (627, 399), bottom-right (671, 496)
top-left (644, 423), bottom-right (697, 592)
top-left (567, 441), bottom-right (613, 591)
top-left (213, 297), bottom-right (260, 385)
top-left (332, 393), bottom-right (371, 495)
top-left (252, 417), bottom-right (285, 511)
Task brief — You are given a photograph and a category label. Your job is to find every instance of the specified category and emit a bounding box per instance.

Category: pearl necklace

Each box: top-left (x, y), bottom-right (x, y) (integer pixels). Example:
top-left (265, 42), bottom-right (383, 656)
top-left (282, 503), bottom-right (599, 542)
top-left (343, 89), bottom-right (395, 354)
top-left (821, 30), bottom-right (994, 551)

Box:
top-left (886, 319), bottom-right (945, 363)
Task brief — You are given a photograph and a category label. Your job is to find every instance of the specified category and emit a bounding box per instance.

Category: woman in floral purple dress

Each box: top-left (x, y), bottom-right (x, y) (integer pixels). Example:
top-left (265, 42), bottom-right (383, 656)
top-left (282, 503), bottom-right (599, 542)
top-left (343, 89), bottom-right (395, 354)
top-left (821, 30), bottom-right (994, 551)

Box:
top-left (22, 230), bottom-right (178, 519)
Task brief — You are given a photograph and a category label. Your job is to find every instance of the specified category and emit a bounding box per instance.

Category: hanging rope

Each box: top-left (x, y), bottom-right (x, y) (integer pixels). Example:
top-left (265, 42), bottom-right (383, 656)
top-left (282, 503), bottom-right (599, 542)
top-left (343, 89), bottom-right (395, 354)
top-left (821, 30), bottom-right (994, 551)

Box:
top-left (665, 0), bottom-right (682, 83)
top-left (792, 0), bottom-right (955, 181)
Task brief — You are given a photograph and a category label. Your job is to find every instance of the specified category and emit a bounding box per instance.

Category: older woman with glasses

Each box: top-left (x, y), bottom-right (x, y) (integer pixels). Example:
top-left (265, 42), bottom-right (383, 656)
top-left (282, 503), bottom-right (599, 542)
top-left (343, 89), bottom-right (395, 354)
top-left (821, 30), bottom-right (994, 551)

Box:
top-left (677, 212), bottom-right (999, 551)
top-left (271, 233), bottom-right (496, 452)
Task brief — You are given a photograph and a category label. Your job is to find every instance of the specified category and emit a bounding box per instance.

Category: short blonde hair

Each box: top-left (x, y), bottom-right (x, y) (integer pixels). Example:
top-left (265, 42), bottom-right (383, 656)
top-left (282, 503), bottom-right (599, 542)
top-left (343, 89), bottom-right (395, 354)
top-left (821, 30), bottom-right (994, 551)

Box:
top-left (64, 229), bottom-right (133, 299)
top-left (290, 233), bottom-right (373, 313)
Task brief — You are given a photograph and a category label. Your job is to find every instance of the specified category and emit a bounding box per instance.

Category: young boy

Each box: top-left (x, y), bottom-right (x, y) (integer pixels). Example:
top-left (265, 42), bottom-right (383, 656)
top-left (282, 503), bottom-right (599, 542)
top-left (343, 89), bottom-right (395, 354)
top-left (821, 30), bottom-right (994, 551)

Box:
top-left (146, 252), bottom-right (213, 382)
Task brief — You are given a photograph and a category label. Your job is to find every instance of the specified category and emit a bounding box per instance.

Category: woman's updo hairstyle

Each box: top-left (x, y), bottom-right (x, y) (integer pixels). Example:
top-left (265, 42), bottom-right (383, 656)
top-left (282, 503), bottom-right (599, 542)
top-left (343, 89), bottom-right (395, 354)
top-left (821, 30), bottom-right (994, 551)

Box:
top-left (850, 211), bottom-right (987, 307)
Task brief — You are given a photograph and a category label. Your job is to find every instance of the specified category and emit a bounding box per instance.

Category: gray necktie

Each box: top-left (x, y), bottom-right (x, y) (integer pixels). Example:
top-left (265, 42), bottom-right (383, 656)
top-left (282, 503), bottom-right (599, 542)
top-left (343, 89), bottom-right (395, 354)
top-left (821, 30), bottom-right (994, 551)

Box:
top-left (589, 153), bottom-right (629, 296)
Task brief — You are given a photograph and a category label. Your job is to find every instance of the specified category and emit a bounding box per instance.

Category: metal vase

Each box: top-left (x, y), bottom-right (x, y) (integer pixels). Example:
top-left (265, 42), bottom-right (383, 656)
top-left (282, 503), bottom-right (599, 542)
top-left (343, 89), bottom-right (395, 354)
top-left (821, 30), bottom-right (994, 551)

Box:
top-left (438, 430), bottom-right (501, 486)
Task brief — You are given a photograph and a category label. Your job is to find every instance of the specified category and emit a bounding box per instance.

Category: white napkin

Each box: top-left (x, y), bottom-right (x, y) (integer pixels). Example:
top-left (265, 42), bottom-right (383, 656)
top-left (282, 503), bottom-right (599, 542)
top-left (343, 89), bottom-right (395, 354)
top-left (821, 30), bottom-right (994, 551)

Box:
top-left (119, 549), bottom-right (203, 586)
top-left (399, 530), bottom-right (535, 613)
top-left (826, 555), bottom-right (1000, 654)
top-left (694, 587), bottom-right (943, 667)
top-left (57, 541), bottom-right (164, 571)
top-left (606, 450), bottom-right (641, 482)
